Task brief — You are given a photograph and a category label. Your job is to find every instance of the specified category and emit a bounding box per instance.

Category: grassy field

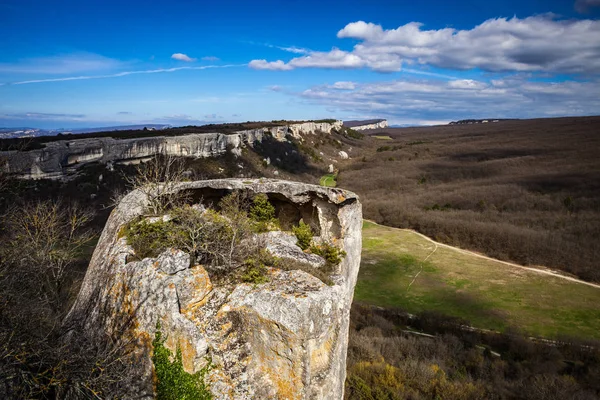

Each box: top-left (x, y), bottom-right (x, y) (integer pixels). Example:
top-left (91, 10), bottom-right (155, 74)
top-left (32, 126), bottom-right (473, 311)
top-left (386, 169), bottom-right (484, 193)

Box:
top-left (356, 221), bottom-right (600, 340)
top-left (319, 174), bottom-right (337, 187)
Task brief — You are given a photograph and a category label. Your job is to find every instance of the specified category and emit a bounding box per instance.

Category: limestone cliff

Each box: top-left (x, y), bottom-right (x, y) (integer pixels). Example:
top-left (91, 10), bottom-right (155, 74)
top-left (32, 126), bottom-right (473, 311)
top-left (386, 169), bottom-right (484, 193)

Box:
top-left (1, 120), bottom-right (343, 179)
top-left (66, 178), bottom-right (361, 399)
top-left (343, 119), bottom-right (388, 131)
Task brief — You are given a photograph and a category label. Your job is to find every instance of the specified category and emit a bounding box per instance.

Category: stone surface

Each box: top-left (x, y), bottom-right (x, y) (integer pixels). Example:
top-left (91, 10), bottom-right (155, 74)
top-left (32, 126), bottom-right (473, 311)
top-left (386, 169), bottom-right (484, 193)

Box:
top-left (260, 231), bottom-right (326, 268)
top-left (343, 119), bottom-right (388, 130)
top-left (1, 121), bottom-right (343, 179)
top-left (66, 178), bottom-right (362, 399)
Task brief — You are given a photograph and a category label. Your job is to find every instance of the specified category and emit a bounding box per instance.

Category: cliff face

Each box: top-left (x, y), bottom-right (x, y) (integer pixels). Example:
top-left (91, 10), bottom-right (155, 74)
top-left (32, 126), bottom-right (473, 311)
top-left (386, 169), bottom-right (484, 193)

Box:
top-left (66, 179), bottom-right (361, 399)
top-left (1, 120), bottom-right (343, 179)
top-left (349, 120), bottom-right (389, 131)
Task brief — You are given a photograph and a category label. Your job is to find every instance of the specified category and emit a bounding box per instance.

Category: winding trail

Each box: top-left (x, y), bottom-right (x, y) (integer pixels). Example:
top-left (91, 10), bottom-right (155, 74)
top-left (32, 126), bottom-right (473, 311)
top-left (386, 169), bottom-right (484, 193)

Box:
top-left (365, 220), bottom-right (600, 290)
top-left (406, 238), bottom-right (437, 291)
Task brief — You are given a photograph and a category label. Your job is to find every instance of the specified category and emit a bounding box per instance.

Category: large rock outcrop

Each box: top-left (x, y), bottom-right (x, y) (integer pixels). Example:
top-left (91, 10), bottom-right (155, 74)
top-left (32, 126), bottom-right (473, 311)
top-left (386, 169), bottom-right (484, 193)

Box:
top-left (66, 178), bottom-right (361, 399)
top-left (343, 119), bottom-right (388, 131)
top-left (1, 120), bottom-right (343, 179)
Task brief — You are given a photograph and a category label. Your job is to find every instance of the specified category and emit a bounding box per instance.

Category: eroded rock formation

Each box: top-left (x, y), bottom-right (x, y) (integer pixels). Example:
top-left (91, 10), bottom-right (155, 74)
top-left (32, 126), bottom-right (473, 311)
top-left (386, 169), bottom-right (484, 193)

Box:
top-left (1, 120), bottom-right (343, 179)
top-left (66, 178), bottom-right (361, 399)
top-left (343, 119), bottom-right (388, 131)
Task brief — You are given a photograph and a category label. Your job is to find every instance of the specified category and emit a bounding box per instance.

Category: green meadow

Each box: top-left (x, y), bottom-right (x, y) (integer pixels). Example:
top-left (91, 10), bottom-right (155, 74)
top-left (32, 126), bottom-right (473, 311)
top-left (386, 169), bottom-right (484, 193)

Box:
top-left (356, 221), bottom-right (600, 340)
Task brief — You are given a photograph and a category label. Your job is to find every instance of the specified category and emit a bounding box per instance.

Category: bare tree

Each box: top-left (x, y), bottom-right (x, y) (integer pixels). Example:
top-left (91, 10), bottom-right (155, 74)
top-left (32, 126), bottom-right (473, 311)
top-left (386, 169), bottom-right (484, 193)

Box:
top-left (125, 154), bottom-right (189, 215)
top-left (2, 199), bottom-right (95, 312)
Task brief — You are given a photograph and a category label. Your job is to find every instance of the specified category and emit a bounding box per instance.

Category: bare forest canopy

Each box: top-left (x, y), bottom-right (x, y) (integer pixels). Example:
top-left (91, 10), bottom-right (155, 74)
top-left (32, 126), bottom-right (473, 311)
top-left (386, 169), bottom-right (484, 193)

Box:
top-left (342, 116), bottom-right (600, 282)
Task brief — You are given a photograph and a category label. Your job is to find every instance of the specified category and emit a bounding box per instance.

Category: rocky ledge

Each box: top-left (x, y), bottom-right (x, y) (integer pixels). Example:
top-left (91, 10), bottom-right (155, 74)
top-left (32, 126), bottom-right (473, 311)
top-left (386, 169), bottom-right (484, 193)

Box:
top-left (1, 120), bottom-right (343, 179)
top-left (66, 179), bottom-right (361, 399)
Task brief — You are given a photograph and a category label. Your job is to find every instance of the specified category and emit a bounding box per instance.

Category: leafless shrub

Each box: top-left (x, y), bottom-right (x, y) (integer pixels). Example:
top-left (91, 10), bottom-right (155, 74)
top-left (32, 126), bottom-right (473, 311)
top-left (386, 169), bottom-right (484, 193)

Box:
top-left (1, 199), bottom-right (95, 313)
top-left (125, 154), bottom-right (189, 215)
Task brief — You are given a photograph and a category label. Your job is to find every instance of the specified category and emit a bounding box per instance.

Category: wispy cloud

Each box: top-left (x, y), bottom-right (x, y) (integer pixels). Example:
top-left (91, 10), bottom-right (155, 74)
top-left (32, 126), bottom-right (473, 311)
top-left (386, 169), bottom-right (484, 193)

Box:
top-left (201, 56), bottom-right (220, 62)
top-left (277, 46), bottom-right (309, 54)
top-left (1, 112), bottom-right (86, 121)
top-left (1, 64), bottom-right (246, 86)
top-left (247, 41), bottom-right (311, 55)
top-left (153, 114), bottom-right (220, 126)
top-left (0, 53), bottom-right (124, 74)
top-left (171, 53), bottom-right (196, 62)
top-left (117, 111), bottom-right (133, 115)
top-left (330, 81), bottom-right (356, 90)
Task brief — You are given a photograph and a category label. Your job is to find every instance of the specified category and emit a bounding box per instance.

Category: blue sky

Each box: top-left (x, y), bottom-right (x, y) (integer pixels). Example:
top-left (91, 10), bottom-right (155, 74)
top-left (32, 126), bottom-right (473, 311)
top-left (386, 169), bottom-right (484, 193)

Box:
top-left (1, 0), bottom-right (599, 128)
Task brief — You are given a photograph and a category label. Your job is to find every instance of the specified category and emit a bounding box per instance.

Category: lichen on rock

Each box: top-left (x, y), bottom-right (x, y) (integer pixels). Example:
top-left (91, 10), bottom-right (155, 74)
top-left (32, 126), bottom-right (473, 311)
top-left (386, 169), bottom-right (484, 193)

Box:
top-left (65, 178), bottom-right (361, 399)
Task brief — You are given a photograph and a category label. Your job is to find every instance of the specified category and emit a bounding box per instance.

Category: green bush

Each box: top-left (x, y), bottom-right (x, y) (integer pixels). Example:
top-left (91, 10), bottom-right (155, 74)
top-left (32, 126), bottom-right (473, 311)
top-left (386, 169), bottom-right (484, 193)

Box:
top-left (292, 221), bottom-right (313, 250)
top-left (249, 194), bottom-right (279, 232)
top-left (249, 194), bottom-right (275, 221)
top-left (241, 257), bottom-right (269, 284)
top-left (345, 128), bottom-right (364, 140)
top-left (125, 218), bottom-right (174, 259)
top-left (152, 325), bottom-right (212, 400)
top-left (310, 242), bottom-right (346, 270)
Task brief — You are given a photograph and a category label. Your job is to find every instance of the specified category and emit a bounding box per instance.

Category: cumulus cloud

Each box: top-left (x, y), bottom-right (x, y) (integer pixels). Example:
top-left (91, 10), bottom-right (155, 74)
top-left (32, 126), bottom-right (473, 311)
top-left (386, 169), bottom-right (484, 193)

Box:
top-left (295, 77), bottom-right (600, 124)
top-left (249, 15), bottom-right (600, 74)
top-left (249, 59), bottom-right (293, 71)
top-left (171, 53), bottom-right (196, 62)
top-left (575, 0), bottom-right (600, 13)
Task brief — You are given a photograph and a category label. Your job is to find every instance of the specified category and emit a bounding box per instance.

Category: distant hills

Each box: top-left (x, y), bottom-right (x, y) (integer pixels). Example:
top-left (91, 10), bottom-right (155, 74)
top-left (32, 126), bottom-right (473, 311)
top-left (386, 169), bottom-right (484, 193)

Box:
top-left (448, 118), bottom-right (516, 125)
top-left (0, 124), bottom-right (171, 139)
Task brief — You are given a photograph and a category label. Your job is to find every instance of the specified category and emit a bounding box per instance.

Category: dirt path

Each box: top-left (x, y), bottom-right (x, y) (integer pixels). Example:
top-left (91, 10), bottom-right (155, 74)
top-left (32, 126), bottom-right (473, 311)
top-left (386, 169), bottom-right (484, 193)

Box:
top-left (365, 220), bottom-right (600, 290)
top-left (406, 238), bottom-right (437, 291)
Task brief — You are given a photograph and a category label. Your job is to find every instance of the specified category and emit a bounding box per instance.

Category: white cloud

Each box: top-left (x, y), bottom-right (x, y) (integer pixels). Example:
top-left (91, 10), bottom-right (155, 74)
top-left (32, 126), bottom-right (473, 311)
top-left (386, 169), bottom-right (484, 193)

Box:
top-left (249, 15), bottom-right (600, 74)
top-left (2, 112), bottom-right (86, 121)
top-left (278, 46), bottom-right (309, 54)
top-left (0, 53), bottom-right (124, 74)
top-left (575, 0), bottom-right (600, 13)
top-left (171, 53), bottom-right (196, 62)
top-left (295, 76), bottom-right (600, 123)
top-left (248, 59), bottom-right (293, 71)
top-left (331, 81), bottom-right (356, 90)
top-left (447, 79), bottom-right (488, 90)
top-left (289, 48), bottom-right (367, 69)
top-left (202, 56), bottom-right (220, 62)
